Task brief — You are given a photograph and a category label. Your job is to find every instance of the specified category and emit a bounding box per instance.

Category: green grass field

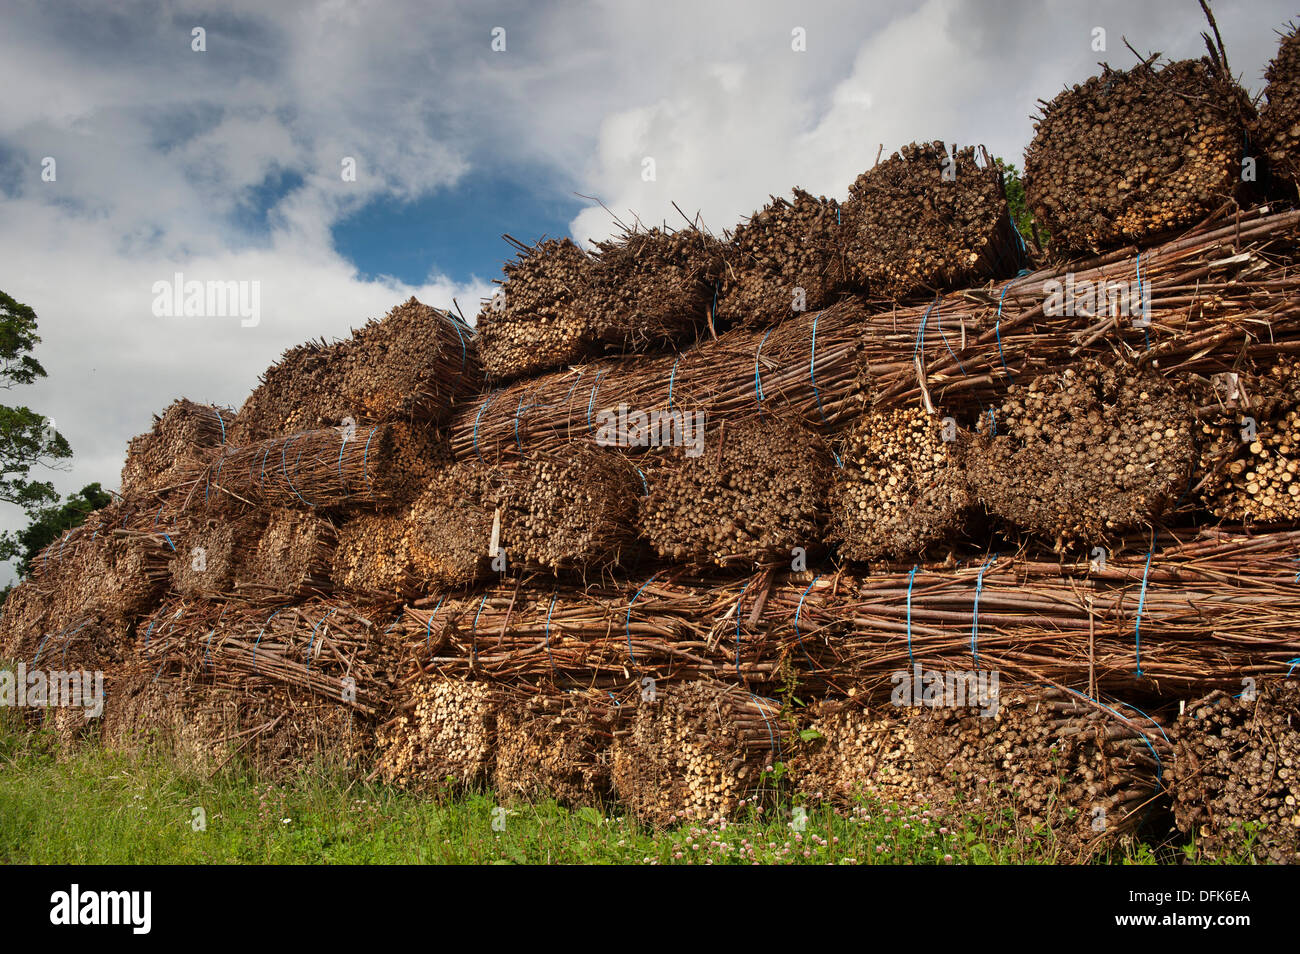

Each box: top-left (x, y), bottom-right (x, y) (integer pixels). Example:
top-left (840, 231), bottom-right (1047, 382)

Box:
top-left (0, 716), bottom-right (1240, 865)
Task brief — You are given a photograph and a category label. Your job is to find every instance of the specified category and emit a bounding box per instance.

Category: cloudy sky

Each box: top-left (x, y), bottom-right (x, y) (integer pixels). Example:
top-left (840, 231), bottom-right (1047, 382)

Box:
top-left (0, 0), bottom-right (1294, 576)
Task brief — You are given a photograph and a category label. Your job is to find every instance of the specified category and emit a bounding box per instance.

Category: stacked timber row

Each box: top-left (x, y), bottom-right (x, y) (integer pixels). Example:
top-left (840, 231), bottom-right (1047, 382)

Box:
top-left (6, 23), bottom-right (1300, 862)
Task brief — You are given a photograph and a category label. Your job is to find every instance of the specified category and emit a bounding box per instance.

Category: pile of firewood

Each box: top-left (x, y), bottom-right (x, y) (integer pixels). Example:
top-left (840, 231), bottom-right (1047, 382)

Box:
top-left (230, 298), bottom-right (481, 443)
top-left (374, 676), bottom-right (498, 789)
top-left (120, 399), bottom-right (235, 496)
top-left (639, 416), bottom-right (831, 567)
top-left (843, 142), bottom-right (1020, 296)
top-left (1257, 25), bottom-right (1300, 193)
top-left (476, 237), bottom-right (595, 383)
top-left (827, 406), bottom-right (972, 560)
top-left (717, 188), bottom-right (846, 329)
top-left (1196, 358), bottom-right (1300, 522)
top-left (966, 361), bottom-right (1197, 548)
top-left (611, 681), bottom-right (787, 825)
top-left (1171, 682), bottom-right (1300, 864)
top-left (494, 689), bottom-right (623, 804)
top-left (586, 225), bottom-right (723, 352)
top-left (1024, 47), bottom-right (1251, 252)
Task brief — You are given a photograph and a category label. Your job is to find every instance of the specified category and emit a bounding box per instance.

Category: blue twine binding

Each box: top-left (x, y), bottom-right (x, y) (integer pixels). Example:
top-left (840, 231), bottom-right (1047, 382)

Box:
top-left (906, 566), bottom-right (919, 666)
top-left (793, 575), bottom-right (821, 669)
top-left (625, 573), bottom-right (660, 666)
top-left (971, 556), bottom-right (997, 669)
top-left (1134, 543), bottom-right (1155, 677)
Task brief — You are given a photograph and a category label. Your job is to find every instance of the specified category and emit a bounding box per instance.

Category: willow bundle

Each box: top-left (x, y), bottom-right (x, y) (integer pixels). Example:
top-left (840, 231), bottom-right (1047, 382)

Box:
top-left (476, 237), bottom-right (595, 384)
top-left (451, 299), bottom-right (869, 464)
top-left (717, 188), bottom-right (847, 329)
top-left (828, 406), bottom-right (972, 561)
top-left (404, 463), bottom-right (503, 587)
top-left (1171, 682), bottom-right (1300, 864)
top-left (493, 688), bottom-right (624, 805)
top-left (843, 142), bottom-right (1020, 297)
top-left (966, 360), bottom-right (1196, 549)
top-left (237, 509), bottom-right (337, 599)
top-left (785, 533), bottom-right (1300, 700)
top-left (908, 689), bottom-right (1170, 859)
top-left (230, 298), bottom-right (480, 443)
top-left (331, 511), bottom-right (425, 601)
top-left (1196, 357), bottom-right (1300, 522)
top-left (1023, 50), bottom-right (1251, 253)
top-left (586, 224), bottom-right (725, 352)
top-left (132, 598), bottom-right (397, 716)
top-left (375, 676), bottom-right (499, 789)
top-left (120, 399), bottom-right (235, 496)
top-left (791, 699), bottom-right (934, 806)
top-left (398, 573), bottom-right (789, 689)
top-left (639, 415), bottom-right (831, 567)
top-left (26, 606), bottom-right (133, 673)
top-left (198, 424), bottom-right (420, 510)
top-left (168, 510), bottom-right (268, 598)
top-left (863, 207), bottom-right (1300, 419)
top-left (611, 681), bottom-right (787, 826)
top-left (1258, 25), bottom-right (1300, 193)
top-left (501, 446), bottom-right (641, 572)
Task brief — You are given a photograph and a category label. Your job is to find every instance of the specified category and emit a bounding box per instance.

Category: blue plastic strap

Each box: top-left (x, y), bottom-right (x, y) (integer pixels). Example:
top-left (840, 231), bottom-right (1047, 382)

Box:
top-left (667, 357), bottom-right (679, 412)
top-left (472, 392), bottom-right (499, 463)
top-left (754, 327), bottom-right (774, 413)
top-left (306, 608), bottom-right (337, 671)
top-left (1051, 685), bottom-right (1163, 786)
top-left (424, 597), bottom-right (445, 648)
top-left (906, 566), bottom-right (919, 665)
top-left (362, 427), bottom-right (377, 494)
top-left (634, 467), bottom-right (649, 496)
top-left (749, 693), bottom-right (781, 755)
top-left (793, 575), bottom-right (820, 669)
top-left (810, 310), bottom-right (829, 423)
top-left (471, 593), bottom-right (489, 665)
top-left (625, 573), bottom-right (660, 666)
top-left (971, 556), bottom-right (996, 668)
top-left (253, 609), bottom-right (284, 666)
top-left (214, 407), bottom-right (227, 444)
top-left (281, 433), bottom-right (313, 508)
top-left (1134, 544), bottom-right (1155, 677)
top-left (994, 282), bottom-right (1013, 378)
top-left (735, 582), bottom-right (749, 679)
top-left (544, 591), bottom-right (557, 673)
top-left (586, 372), bottom-right (606, 434)
top-left (337, 430), bottom-right (349, 492)
top-left (514, 394), bottom-right (528, 449)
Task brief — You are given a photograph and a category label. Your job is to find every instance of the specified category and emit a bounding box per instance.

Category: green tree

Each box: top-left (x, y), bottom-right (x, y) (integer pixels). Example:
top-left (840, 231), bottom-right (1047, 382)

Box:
top-left (0, 290), bottom-right (72, 512)
top-left (0, 482), bottom-right (112, 579)
top-left (994, 158), bottom-right (1047, 253)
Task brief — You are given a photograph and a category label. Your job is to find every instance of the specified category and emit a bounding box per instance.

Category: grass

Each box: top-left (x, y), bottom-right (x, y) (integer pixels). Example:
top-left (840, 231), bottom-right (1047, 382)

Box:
top-left (0, 714), bottom-right (1238, 865)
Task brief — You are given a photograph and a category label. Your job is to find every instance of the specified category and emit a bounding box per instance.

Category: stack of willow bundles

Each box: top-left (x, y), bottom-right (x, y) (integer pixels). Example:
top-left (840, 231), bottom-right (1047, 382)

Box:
top-left (864, 207), bottom-right (1300, 418)
top-left (966, 360), bottom-right (1196, 548)
top-left (1023, 49), bottom-right (1251, 253)
top-left (398, 573), bottom-right (790, 689)
top-left (493, 689), bottom-right (624, 805)
top-left (611, 681), bottom-right (788, 825)
top-left (639, 415), bottom-right (831, 567)
top-left (168, 509), bottom-right (268, 598)
top-left (717, 188), bottom-right (847, 329)
top-left (120, 399), bottom-right (235, 496)
top-left (791, 699), bottom-right (934, 806)
top-left (1171, 682), bottom-right (1300, 864)
top-left (476, 237), bottom-right (594, 384)
top-left (230, 297), bottom-right (480, 443)
top-left (910, 690), bottom-right (1171, 860)
top-left (132, 598), bottom-right (397, 717)
top-left (1196, 357), bottom-right (1300, 522)
top-left (497, 446), bottom-right (641, 572)
top-left (1258, 25), bottom-right (1300, 191)
top-left (783, 532), bottom-right (1300, 700)
top-left (586, 224), bottom-right (724, 352)
top-left (375, 676), bottom-right (499, 789)
top-left (843, 142), bottom-right (1020, 297)
top-left (26, 606), bottom-right (133, 673)
top-left (199, 422), bottom-right (436, 510)
top-left (450, 299), bottom-right (869, 464)
top-left (236, 509), bottom-right (337, 599)
top-left (827, 406), bottom-right (972, 561)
